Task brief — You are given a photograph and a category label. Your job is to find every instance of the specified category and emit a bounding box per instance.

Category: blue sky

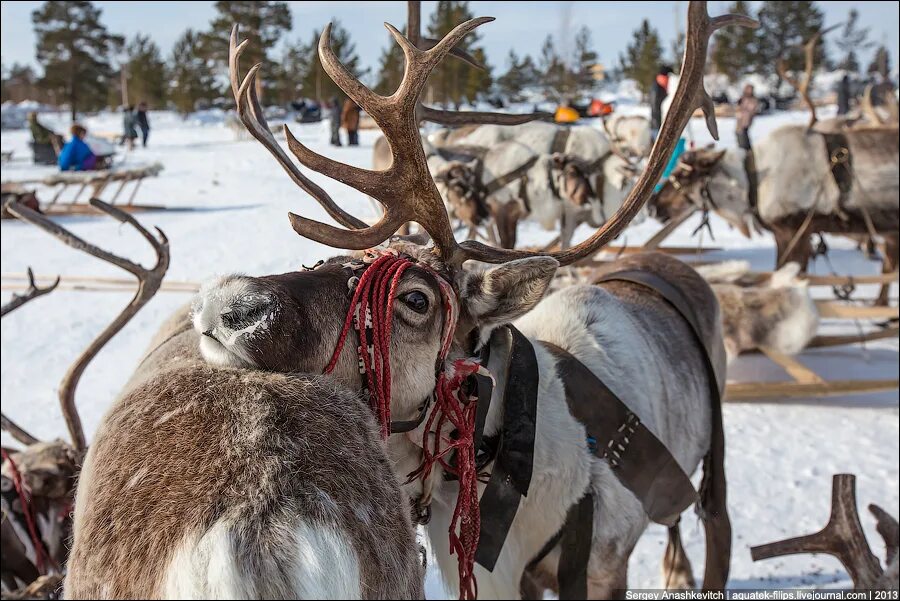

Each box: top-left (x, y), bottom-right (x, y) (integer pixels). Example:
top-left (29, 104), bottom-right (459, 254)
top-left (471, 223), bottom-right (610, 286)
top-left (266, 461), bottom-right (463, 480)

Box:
top-left (2, 1), bottom-right (898, 81)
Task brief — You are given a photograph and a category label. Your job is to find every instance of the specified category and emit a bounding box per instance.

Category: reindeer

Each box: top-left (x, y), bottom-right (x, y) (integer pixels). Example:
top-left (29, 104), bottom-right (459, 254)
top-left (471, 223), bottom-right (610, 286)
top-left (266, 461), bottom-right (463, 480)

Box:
top-left (182, 5), bottom-right (752, 598)
top-left (421, 116), bottom-right (643, 251)
top-left (650, 29), bottom-right (899, 306)
top-left (1, 199), bottom-right (168, 595)
top-left (0, 201), bottom-right (425, 598)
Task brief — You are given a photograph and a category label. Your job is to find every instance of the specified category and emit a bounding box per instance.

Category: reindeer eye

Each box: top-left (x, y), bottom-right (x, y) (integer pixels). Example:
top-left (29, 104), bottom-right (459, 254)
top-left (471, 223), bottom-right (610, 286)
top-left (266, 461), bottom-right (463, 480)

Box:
top-left (401, 291), bottom-right (429, 314)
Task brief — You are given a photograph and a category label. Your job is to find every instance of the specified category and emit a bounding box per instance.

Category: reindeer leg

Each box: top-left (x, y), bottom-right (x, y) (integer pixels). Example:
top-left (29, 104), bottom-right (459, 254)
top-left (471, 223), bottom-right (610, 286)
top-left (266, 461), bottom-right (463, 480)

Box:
top-left (875, 234), bottom-right (898, 307)
top-left (662, 521), bottom-right (696, 590)
top-left (587, 544), bottom-right (630, 599)
top-left (773, 224), bottom-right (812, 271)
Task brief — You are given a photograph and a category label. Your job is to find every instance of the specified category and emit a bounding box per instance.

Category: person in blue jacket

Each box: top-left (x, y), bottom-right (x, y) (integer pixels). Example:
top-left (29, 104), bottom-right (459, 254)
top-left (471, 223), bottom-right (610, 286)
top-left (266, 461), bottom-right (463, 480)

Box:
top-left (58, 124), bottom-right (98, 171)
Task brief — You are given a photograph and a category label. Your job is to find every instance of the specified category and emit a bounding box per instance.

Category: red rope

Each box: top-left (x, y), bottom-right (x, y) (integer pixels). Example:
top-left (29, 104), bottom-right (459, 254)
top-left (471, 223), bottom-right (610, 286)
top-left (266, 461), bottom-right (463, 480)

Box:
top-left (323, 251), bottom-right (482, 599)
top-left (2, 448), bottom-right (48, 574)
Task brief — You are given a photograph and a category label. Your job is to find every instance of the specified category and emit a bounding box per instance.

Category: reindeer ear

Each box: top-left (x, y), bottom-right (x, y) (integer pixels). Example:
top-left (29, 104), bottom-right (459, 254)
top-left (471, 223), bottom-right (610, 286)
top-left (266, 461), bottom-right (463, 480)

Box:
top-left (461, 257), bottom-right (559, 338)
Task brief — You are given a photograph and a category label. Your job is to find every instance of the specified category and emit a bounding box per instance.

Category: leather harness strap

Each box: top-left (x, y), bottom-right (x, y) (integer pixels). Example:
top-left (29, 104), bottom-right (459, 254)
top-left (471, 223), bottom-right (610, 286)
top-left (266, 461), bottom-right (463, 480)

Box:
top-left (484, 156), bottom-right (539, 196)
top-left (475, 325), bottom-right (539, 571)
top-left (821, 131), bottom-right (853, 209)
top-left (540, 341), bottom-right (699, 525)
top-left (551, 127), bottom-right (571, 156)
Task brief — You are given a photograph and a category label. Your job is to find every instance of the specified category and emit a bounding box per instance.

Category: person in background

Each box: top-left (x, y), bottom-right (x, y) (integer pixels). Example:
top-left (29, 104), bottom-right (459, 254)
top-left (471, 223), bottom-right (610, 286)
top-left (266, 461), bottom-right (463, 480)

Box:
top-left (836, 74), bottom-right (851, 116)
top-left (27, 111), bottom-right (65, 164)
top-left (58, 124), bottom-right (99, 171)
top-left (122, 106), bottom-right (138, 150)
top-left (329, 96), bottom-right (342, 146)
top-left (649, 64), bottom-right (673, 138)
top-left (735, 83), bottom-right (760, 151)
top-left (341, 97), bottom-right (361, 146)
top-left (136, 102), bottom-right (150, 147)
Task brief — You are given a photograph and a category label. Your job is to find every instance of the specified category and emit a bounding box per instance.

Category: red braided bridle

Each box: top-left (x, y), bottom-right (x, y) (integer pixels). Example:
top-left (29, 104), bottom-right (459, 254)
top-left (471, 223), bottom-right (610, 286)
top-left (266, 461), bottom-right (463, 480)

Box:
top-left (322, 249), bottom-right (483, 600)
top-left (2, 448), bottom-right (49, 575)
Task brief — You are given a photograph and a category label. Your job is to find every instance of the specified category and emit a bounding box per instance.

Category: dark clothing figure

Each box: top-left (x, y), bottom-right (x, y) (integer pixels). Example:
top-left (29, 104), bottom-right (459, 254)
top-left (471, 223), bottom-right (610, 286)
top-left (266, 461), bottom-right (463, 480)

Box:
top-left (341, 99), bottom-right (361, 146)
top-left (329, 97), bottom-right (342, 146)
top-left (122, 107), bottom-right (138, 150)
top-left (735, 85), bottom-right (759, 151)
top-left (649, 66), bottom-right (672, 135)
top-left (836, 75), bottom-right (851, 115)
top-left (136, 103), bottom-right (150, 147)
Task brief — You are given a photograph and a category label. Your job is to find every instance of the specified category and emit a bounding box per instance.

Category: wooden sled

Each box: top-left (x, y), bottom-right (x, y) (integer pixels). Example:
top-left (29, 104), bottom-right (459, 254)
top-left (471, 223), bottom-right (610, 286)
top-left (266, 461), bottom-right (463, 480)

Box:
top-left (724, 343), bottom-right (899, 402)
top-left (2, 163), bottom-right (164, 216)
top-left (734, 271), bottom-right (899, 288)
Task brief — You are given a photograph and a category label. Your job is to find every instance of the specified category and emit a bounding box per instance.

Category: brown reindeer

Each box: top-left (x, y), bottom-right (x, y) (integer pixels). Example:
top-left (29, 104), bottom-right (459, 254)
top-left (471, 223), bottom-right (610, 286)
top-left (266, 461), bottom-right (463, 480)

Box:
top-left (1, 199), bottom-right (167, 595)
top-left (178, 5), bottom-right (753, 598)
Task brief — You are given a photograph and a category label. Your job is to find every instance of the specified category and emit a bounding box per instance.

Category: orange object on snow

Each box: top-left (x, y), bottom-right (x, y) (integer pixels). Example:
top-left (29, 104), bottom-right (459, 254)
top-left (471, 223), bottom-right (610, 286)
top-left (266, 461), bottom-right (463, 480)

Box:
top-left (589, 99), bottom-right (614, 116)
top-left (554, 105), bottom-right (579, 123)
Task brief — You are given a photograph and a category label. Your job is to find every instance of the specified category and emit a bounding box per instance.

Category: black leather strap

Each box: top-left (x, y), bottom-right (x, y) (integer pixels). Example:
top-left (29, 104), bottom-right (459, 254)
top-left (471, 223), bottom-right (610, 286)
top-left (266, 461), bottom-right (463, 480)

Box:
top-left (475, 325), bottom-right (539, 571)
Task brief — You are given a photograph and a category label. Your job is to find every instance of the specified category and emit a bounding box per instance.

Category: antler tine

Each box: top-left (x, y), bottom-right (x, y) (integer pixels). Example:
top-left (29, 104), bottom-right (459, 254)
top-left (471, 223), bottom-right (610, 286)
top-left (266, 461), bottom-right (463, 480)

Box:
top-left (861, 84), bottom-right (887, 126)
top-left (453, 1), bottom-right (758, 266)
top-left (869, 504), bottom-right (899, 566)
top-left (228, 26), bottom-right (367, 230)
top-left (1, 413), bottom-right (40, 447)
top-left (1, 266), bottom-right (59, 318)
top-left (777, 24), bottom-right (840, 128)
top-left (5, 199), bottom-right (170, 453)
top-left (418, 105), bottom-right (551, 126)
top-left (405, 1), bottom-right (551, 123)
top-left (751, 474), bottom-right (884, 588)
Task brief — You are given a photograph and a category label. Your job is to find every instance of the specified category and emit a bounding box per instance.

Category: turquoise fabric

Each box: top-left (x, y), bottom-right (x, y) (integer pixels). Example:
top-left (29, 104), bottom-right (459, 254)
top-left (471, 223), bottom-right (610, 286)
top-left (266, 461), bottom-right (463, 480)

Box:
top-left (655, 137), bottom-right (687, 193)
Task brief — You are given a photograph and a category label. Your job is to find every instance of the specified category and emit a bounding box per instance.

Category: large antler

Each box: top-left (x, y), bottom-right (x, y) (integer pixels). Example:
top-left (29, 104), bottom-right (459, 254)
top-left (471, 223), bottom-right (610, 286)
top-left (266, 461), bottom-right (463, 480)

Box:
top-left (5, 198), bottom-right (169, 453)
top-left (776, 25), bottom-right (840, 128)
top-left (0, 267), bottom-right (59, 318)
top-left (751, 474), bottom-right (896, 588)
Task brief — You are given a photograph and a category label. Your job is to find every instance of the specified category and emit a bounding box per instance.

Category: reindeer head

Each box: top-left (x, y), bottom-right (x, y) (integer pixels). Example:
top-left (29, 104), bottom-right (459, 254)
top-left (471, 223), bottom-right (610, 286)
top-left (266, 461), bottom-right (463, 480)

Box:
top-left (650, 147), bottom-right (726, 221)
top-left (650, 146), bottom-right (757, 237)
top-left (199, 0), bottom-right (752, 431)
top-left (433, 160), bottom-right (489, 227)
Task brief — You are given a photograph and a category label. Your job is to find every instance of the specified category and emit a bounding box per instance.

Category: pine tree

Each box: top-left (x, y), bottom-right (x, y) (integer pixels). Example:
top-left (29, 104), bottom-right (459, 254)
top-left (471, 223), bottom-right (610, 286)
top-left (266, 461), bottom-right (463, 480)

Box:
top-left (867, 46), bottom-right (891, 78)
top-left (619, 19), bottom-right (663, 97)
top-left (375, 31), bottom-right (405, 96)
top-left (464, 47), bottom-right (492, 104)
top-left (125, 34), bottom-right (167, 107)
top-left (572, 26), bottom-right (598, 94)
top-left (299, 20), bottom-right (363, 102)
top-left (539, 35), bottom-right (567, 102)
top-left (31, 1), bottom-right (124, 120)
top-left (755, 1), bottom-right (826, 84)
top-left (168, 29), bottom-right (217, 114)
top-left (271, 38), bottom-right (310, 104)
top-left (835, 9), bottom-right (873, 74)
top-left (203, 1), bottom-right (291, 100)
top-left (2, 63), bottom-right (40, 103)
top-left (425, 1), bottom-right (492, 107)
top-left (711, 0), bottom-right (757, 82)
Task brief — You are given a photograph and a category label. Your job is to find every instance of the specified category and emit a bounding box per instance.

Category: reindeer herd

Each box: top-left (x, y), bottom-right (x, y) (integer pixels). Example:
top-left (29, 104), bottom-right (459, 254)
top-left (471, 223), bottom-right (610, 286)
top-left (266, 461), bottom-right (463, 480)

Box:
top-left (1, 2), bottom-right (898, 599)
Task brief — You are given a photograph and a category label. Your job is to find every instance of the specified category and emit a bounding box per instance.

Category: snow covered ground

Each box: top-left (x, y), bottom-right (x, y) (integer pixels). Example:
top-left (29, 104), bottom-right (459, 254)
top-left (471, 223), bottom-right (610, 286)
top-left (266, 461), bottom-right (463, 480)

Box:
top-left (1, 107), bottom-right (897, 595)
